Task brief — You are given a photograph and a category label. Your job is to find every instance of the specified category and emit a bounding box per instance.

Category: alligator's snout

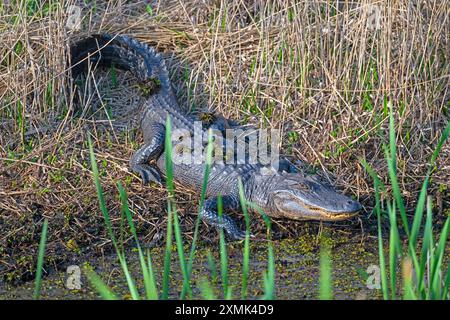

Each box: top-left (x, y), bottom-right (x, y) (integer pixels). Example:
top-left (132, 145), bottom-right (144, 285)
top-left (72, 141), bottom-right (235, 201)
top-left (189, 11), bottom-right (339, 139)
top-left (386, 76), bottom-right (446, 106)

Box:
top-left (269, 174), bottom-right (362, 221)
top-left (316, 198), bottom-right (362, 221)
top-left (340, 199), bottom-right (362, 214)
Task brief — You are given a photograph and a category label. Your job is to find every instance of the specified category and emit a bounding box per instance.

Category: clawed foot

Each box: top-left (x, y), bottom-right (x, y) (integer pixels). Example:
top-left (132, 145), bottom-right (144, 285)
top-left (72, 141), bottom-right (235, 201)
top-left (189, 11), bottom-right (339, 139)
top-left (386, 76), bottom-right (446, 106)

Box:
top-left (132, 164), bottom-right (162, 185)
top-left (225, 228), bottom-right (254, 241)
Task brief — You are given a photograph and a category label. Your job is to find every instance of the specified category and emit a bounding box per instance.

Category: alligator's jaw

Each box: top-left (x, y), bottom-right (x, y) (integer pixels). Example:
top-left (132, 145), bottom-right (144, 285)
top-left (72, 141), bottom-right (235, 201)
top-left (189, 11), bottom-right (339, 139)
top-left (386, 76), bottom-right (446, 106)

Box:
top-left (281, 208), bottom-right (359, 221)
top-left (299, 210), bottom-right (358, 221)
top-left (272, 196), bottom-right (361, 222)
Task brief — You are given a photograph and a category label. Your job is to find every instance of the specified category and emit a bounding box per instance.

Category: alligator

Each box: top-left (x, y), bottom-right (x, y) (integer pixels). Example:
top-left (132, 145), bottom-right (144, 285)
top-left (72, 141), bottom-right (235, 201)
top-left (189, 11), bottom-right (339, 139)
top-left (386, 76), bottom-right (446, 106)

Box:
top-left (70, 34), bottom-right (362, 240)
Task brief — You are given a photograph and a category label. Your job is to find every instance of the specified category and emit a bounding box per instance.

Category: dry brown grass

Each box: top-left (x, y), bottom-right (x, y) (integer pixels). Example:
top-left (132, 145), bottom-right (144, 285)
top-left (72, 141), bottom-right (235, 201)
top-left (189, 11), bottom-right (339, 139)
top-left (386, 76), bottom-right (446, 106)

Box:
top-left (0, 0), bottom-right (449, 284)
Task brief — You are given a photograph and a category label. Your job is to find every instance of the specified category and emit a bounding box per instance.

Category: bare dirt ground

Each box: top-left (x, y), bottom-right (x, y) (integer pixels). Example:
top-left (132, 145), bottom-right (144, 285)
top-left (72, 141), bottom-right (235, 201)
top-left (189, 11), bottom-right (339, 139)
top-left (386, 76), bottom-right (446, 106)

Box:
top-left (0, 0), bottom-right (449, 287)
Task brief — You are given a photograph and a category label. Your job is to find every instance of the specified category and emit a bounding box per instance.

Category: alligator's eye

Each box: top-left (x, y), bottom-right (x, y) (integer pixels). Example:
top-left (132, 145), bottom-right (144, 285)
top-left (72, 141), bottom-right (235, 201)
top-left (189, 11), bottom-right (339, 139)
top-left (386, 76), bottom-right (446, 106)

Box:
top-left (295, 182), bottom-right (311, 192)
top-left (287, 180), bottom-right (311, 192)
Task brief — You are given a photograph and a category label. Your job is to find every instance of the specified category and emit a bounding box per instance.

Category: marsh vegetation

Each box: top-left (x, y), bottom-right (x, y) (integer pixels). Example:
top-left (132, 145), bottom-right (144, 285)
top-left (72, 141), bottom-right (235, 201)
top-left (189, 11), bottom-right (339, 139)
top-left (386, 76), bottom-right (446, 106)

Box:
top-left (0, 1), bottom-right (448, 299)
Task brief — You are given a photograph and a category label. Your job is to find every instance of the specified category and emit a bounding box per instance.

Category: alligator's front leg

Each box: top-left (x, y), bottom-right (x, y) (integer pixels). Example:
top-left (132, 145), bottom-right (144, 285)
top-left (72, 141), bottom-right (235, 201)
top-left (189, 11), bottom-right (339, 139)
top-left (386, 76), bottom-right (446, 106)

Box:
top-left (200, 195), bottom-right (247, 241)
top-left (130, 122), bottom-right (165, 184)
top-left (278, 158), bottom-right (299, 173)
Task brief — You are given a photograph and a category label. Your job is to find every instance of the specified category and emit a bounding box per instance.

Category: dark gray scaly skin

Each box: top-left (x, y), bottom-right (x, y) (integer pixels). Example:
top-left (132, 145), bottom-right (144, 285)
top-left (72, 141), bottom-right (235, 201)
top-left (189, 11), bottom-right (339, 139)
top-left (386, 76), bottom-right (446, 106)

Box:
top-left (71, 34), bottom-right (362, 240)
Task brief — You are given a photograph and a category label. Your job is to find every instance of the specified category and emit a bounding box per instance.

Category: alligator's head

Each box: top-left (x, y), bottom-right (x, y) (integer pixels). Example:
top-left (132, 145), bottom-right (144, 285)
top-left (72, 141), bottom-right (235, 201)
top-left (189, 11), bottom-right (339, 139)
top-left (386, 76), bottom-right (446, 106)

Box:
top-left (265, 173), bottom-right (361, 221)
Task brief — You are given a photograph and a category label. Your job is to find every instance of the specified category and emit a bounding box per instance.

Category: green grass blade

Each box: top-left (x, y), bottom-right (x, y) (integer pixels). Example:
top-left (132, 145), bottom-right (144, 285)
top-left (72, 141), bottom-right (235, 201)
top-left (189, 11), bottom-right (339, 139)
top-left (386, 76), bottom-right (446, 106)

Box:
top-left (130, 246), bottom-right (154, 299)
top-left (183, 129), bottom-right (214, 298)
top-left (117, 252), bottom-right (140, 300)
top-left (85, 268), bottom-right (118, 300)
top-left (406, 185), bottom-right (431, 296)
top-left (225, 287), bottom-right (233, 300)
top-left (359, 158), bottom-right (387, 192)
top-left (387, 201), bottom-right (399, 300)
top-left (247, 202), bottom-right (272, 230)
top-left (262, 244), bottom-right (275, 300)
top-left (426, 121), bottom-right (450, 299)
top-left (238, 178), bottom-right (250, 300)
top-left (33, 219), bottom-right (48, 300)
top-left (428, 121), bottom-right (450, 166)
top-left (410, 121), bottom-right (450, 265)
top-left (117, 182), bottom-right (137, 240)
top-left (417, 196), bottom-right (433, 297)
top-left (402, 257), bottom-right (416, 300)
top-left (89, 136), bottom-right (139, 299)
top-left (385, 148), bottom-right (409, 236)
top-left (162, 116), bottom-right (175, 300)
top-left (319, 244), bottom-right (332, 300)
top-left (430, 215), bottom-right (450, 299)
top-left (217, 194), bottom-right (229, 299)
top-left (164, 118), bottom-right (175, 197)
top-left (442, 263), bottom-right (450, 300)
top-left (146, 250), bottom-right (159, 300)
top-left (162, 203), bottom-right (174, 300)
top-left (374, 180), bottom-right (389, 300)
top-left (164, 129), bottom-right (190, 300)
top-left (118, 181), bottom-right (158, 300)
top-left (138, 250), bottom-right (156, 300)
top-left (246, 202), bottom-right (275, 299)
top-left (206, 250), bottom-right (218, 282)
top-left (360, 164), bottom-right (389, 299)
top-left (410, 177), bottom-right (429, 248)
top-left (386, 102), bottom-right (409, 234)
top-left (88, 134), bottom-right (118, 248)
top-left (387, 101), bottom-right (397, 172)
top-left (199, 278), bottom-right (217, 300)
top-left (162, 134), bottom-right (190, 299)
top-left (173, 208), bottom-right (191, 299)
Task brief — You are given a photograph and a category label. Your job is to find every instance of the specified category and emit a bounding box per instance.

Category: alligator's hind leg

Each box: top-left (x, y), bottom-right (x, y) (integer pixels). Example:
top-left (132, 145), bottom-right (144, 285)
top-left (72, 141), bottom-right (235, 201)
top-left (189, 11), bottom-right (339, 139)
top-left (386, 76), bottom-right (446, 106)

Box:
top-left (130, 123), bottom-right (165, 184)
top-left (200, 195), bottom-right (248, 241)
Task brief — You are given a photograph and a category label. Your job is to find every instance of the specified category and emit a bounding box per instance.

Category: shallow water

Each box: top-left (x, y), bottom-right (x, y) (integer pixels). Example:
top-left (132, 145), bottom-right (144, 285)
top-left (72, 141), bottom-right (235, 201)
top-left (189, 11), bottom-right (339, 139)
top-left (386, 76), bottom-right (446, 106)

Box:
top-left (0, 231), bottom-right (385, 300)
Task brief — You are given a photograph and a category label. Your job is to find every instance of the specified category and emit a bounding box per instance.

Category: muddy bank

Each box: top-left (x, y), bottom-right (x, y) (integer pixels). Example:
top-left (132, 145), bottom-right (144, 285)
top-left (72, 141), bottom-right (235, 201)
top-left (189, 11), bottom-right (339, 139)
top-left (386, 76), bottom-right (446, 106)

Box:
top-left (0, 231), bottom-right (383, 300)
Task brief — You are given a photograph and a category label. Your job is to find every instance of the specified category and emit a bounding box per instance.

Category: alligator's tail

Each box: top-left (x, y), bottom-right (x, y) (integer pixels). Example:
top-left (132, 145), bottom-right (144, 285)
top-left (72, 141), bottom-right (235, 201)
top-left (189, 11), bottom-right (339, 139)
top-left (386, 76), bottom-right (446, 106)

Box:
top-left (70, 33), bottom-right (170, 91)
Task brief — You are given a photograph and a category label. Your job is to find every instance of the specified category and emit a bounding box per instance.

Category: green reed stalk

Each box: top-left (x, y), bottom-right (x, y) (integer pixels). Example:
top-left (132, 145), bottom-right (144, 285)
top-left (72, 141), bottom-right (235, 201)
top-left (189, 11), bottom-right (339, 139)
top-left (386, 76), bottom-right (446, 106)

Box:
top-left (33, 219), bottom-right (48, 300)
